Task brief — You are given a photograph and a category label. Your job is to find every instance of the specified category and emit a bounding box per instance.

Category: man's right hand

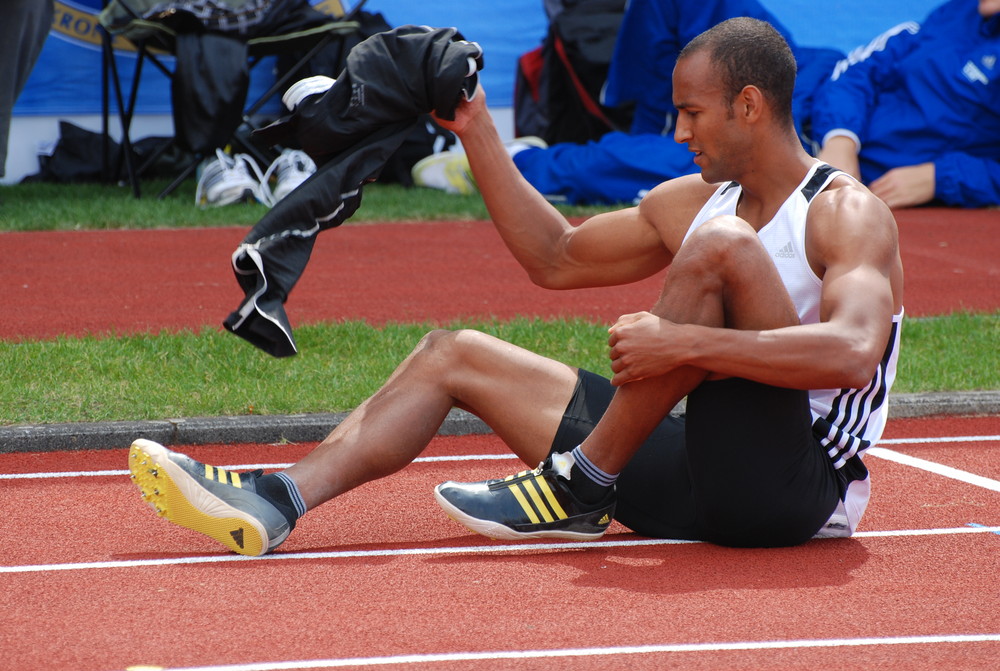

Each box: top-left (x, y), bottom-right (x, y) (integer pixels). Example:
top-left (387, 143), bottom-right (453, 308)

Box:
top-left (432, 86), bottom-right (489, 137)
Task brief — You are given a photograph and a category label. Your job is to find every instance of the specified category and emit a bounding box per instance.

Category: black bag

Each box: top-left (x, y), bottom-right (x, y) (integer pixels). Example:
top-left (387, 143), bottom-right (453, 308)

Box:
top-left (514, 0), bottom-right (631, 145)
top-left (21, 121), bottom-right (185, 184)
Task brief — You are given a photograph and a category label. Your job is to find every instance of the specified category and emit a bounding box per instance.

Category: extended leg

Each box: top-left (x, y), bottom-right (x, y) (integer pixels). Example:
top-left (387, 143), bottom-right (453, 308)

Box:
top-left (128, 328), bottom-right (582, 555)
top-left (286, 328), bottom-right (580, 508)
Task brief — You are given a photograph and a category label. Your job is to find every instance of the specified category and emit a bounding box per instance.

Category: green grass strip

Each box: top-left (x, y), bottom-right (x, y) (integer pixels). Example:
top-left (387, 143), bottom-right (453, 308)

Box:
top-left (0, 181), bottom-right (609, 231)
top-left (2, 312), bottom-right (996, 426)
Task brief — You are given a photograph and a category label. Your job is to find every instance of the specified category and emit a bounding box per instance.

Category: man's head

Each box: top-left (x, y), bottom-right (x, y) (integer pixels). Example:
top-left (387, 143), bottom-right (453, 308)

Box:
top-left (980, 0), bottom-right (1000, 18)
top-left (672, 17), bottom-right (798, 183)
top-left (678, 17), bottom-right (797, 127)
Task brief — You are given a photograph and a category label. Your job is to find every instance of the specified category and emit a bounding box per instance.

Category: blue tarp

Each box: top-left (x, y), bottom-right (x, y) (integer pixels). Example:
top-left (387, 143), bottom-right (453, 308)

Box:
top-left (16, 0), bottom-right (942, 116)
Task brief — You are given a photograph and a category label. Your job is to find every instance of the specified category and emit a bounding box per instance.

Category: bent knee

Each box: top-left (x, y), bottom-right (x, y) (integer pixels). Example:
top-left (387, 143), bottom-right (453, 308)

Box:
top-left (688, 215), bottom-right (757, 246)
top-left (413, 328), bottom-right (495, 365)
top-left (677, 215), bottom-right (766, 266)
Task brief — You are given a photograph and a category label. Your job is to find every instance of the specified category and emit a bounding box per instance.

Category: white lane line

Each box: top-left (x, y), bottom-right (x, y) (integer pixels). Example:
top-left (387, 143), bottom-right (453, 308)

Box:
top-left (0, 453), bottom-right (522, 480)
top-left (867, 447), bottom-right (1000, 492)
top-left (109, 633), bottom-right (1000, 670)
top-left (3, 525), bottom-right (999, 575)
top-left (4, 434), bottom-right (998, 482)
top-left (880, 435), bottom-right (1000, 445)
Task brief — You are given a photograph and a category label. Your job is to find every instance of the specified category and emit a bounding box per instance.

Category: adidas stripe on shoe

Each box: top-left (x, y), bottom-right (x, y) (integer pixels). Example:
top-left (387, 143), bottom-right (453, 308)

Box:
top-left (128, 439), bottom-right (291, 556)
top-left (433, 451), bottom-right (615, 541)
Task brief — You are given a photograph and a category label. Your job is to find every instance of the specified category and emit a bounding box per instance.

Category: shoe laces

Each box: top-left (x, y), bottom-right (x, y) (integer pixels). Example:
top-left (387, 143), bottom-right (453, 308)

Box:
top-left (195, 148), bottom-right (270, 207)
top-left (486, 460), bottom-right (552, 489)
top-left (261, 148), bottom-right (316, 203)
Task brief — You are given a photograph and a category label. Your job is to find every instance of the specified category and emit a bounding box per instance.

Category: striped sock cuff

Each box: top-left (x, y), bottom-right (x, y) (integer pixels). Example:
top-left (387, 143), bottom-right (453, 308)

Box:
top-left (273, 471), bottom-right (308, 518)
top-left (570, 445), bottom-right (618, 487)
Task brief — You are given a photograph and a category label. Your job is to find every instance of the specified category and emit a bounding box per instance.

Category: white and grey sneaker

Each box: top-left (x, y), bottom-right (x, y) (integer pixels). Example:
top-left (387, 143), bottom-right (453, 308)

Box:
top-left (128, 439), bottom-right (291, 556)
top-left (194, 148), bottom-right (268, 207)
top-left (262, 148), bottom-right (317, 203)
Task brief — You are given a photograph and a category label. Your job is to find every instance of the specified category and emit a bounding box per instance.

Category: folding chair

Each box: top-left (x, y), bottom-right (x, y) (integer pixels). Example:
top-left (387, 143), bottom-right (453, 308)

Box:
top-left (99, 0), bottom-right (365, 199)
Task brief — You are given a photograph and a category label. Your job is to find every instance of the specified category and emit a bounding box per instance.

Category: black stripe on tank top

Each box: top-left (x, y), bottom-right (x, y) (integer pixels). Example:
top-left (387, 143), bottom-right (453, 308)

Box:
top-left (816, 317), bottom-right (901, 467)
top-left (801, 164), bottom-right (840, 201)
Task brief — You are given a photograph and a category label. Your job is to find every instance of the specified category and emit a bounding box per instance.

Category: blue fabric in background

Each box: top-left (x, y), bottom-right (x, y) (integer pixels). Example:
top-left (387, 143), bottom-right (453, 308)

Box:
top-left (16, 0), bottom-right (943, 116)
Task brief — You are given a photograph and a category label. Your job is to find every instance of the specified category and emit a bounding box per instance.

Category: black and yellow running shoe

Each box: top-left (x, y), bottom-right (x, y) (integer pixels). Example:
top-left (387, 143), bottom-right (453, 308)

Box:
top-left (433, 452), bottom-right (615, 541)
top-left (128, 439), bottom-right (291, 556)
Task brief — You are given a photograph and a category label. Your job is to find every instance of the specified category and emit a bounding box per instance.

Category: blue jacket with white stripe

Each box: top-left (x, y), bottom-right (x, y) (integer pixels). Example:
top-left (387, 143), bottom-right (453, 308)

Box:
top-left (810, 0), bottom-right (1000, 207)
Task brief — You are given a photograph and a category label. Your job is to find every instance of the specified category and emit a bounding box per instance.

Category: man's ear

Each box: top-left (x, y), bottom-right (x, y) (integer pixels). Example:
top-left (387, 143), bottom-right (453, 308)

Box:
top-left (739, 85), bottom-right (764, 122)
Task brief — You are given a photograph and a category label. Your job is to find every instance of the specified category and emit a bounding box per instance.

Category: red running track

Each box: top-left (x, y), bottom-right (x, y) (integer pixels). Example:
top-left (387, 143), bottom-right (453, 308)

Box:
top-left (0, 415), bottom-right (998, 670)
top-left (0, 208), bottom-right (997, 669)
top-left (0, 208), bottom-right (997, 342)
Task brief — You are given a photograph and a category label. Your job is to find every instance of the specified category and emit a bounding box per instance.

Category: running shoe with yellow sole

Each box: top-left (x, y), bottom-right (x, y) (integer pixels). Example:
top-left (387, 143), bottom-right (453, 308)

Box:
top-left (433, 451), bottom-right (615, 541)
top-left (128, 439), bottom-right (290, 556)
top-left (410, 151), bottom-right (476, 195)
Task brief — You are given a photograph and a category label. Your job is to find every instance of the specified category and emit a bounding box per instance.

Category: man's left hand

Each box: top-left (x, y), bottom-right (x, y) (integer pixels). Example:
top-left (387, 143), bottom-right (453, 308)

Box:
top-left (608, 311), bottom-right (682, 385)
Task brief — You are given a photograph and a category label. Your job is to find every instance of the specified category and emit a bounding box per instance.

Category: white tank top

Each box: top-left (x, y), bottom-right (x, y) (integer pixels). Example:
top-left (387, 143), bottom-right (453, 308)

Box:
top-left (682, 162), bottom-right (904, 536)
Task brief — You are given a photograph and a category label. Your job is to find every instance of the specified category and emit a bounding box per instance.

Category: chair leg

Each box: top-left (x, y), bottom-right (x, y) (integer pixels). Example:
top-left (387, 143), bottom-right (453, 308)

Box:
top-left (103, 27), bottom-right (141, 198)
top-left (157, 156), bottom-right (201, 200)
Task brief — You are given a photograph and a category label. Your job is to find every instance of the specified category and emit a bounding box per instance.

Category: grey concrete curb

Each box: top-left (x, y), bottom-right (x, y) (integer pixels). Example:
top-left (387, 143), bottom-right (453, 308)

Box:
top-left (0, 409), bottom-right (492, 453)
top-left (2, 392), bottom-right (999, 453)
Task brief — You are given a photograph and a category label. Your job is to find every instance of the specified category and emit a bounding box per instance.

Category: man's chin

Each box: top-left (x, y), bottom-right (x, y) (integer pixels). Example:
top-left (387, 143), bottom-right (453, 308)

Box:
top-left (698, 168), bottom-right (723, 185)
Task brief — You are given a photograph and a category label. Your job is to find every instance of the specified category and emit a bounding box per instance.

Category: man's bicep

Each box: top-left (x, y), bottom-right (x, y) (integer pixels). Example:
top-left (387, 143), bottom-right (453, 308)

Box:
top-left (813, 187), bottom-right (900, 347)
top-left (820, 261), bottom-right (895, 328)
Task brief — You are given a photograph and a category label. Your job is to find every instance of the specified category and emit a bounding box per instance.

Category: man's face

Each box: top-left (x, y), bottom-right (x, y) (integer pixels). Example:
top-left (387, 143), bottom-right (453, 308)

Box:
top-left (980, 0), bottom-right (1000, 17)
top-left (672, 50), bottom-right (750, 184)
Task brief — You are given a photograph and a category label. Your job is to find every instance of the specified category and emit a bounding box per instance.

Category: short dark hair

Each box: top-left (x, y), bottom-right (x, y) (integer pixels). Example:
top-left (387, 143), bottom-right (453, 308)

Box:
top-left (679, 17), bottom-right (797, 125)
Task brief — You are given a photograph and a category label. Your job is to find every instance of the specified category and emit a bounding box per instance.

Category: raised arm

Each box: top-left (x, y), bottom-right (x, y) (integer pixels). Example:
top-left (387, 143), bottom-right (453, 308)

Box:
top-left (436, 91), bottom-right (672, 290)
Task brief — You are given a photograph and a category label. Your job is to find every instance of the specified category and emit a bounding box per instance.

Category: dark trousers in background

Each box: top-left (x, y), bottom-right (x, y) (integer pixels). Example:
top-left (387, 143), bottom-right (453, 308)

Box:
top-left (0, 0), bottom-right (53, 178)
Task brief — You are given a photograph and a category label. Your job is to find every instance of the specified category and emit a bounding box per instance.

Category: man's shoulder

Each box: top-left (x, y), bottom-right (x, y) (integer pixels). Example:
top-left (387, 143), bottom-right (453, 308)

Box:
top-left (640, 174), bottom-right (721, 219)
top-left (638, 175), bottom-right (721, 250)
top-left (809, 175), bottom-right (894, 228)
top-left (806, 175), bottom-right (899, 264)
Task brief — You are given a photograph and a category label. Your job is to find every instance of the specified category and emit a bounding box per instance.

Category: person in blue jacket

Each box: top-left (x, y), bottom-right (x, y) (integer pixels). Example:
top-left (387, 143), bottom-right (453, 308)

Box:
top-left (814, 0), bottom-right (1000, 209)
top-left (412, 0), bottom-right (843, 206)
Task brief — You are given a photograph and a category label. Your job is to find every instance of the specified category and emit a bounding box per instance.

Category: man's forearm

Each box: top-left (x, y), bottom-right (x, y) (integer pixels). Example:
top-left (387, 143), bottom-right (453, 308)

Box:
top-left (456, 113), bottom-right (578, 286)
top-left (682, 321), bottom-right (885, 391)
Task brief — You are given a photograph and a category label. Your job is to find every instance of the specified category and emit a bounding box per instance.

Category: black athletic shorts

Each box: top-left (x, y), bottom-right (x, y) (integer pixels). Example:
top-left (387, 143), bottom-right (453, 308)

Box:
top-left (549, 369), bottom-right (843, 547)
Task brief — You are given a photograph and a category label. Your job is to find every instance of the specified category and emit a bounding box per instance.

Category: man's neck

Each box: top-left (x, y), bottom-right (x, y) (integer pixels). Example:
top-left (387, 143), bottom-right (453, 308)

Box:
top-left (733, 148), bottom-right (816, 230)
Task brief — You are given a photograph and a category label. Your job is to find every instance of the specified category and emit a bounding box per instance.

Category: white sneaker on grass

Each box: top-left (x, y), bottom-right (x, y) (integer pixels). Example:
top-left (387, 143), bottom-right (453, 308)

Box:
top-left (411, 151), bottom-right (476, 195)
top-left (194, 148), bottom-right (269, 207)
top-left (262, 148), bottom-right (317, 203)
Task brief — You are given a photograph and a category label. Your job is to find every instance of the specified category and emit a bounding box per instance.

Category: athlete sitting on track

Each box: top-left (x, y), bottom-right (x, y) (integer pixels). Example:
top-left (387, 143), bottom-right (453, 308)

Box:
top-left (128, 17), bottom-right (904, 557)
